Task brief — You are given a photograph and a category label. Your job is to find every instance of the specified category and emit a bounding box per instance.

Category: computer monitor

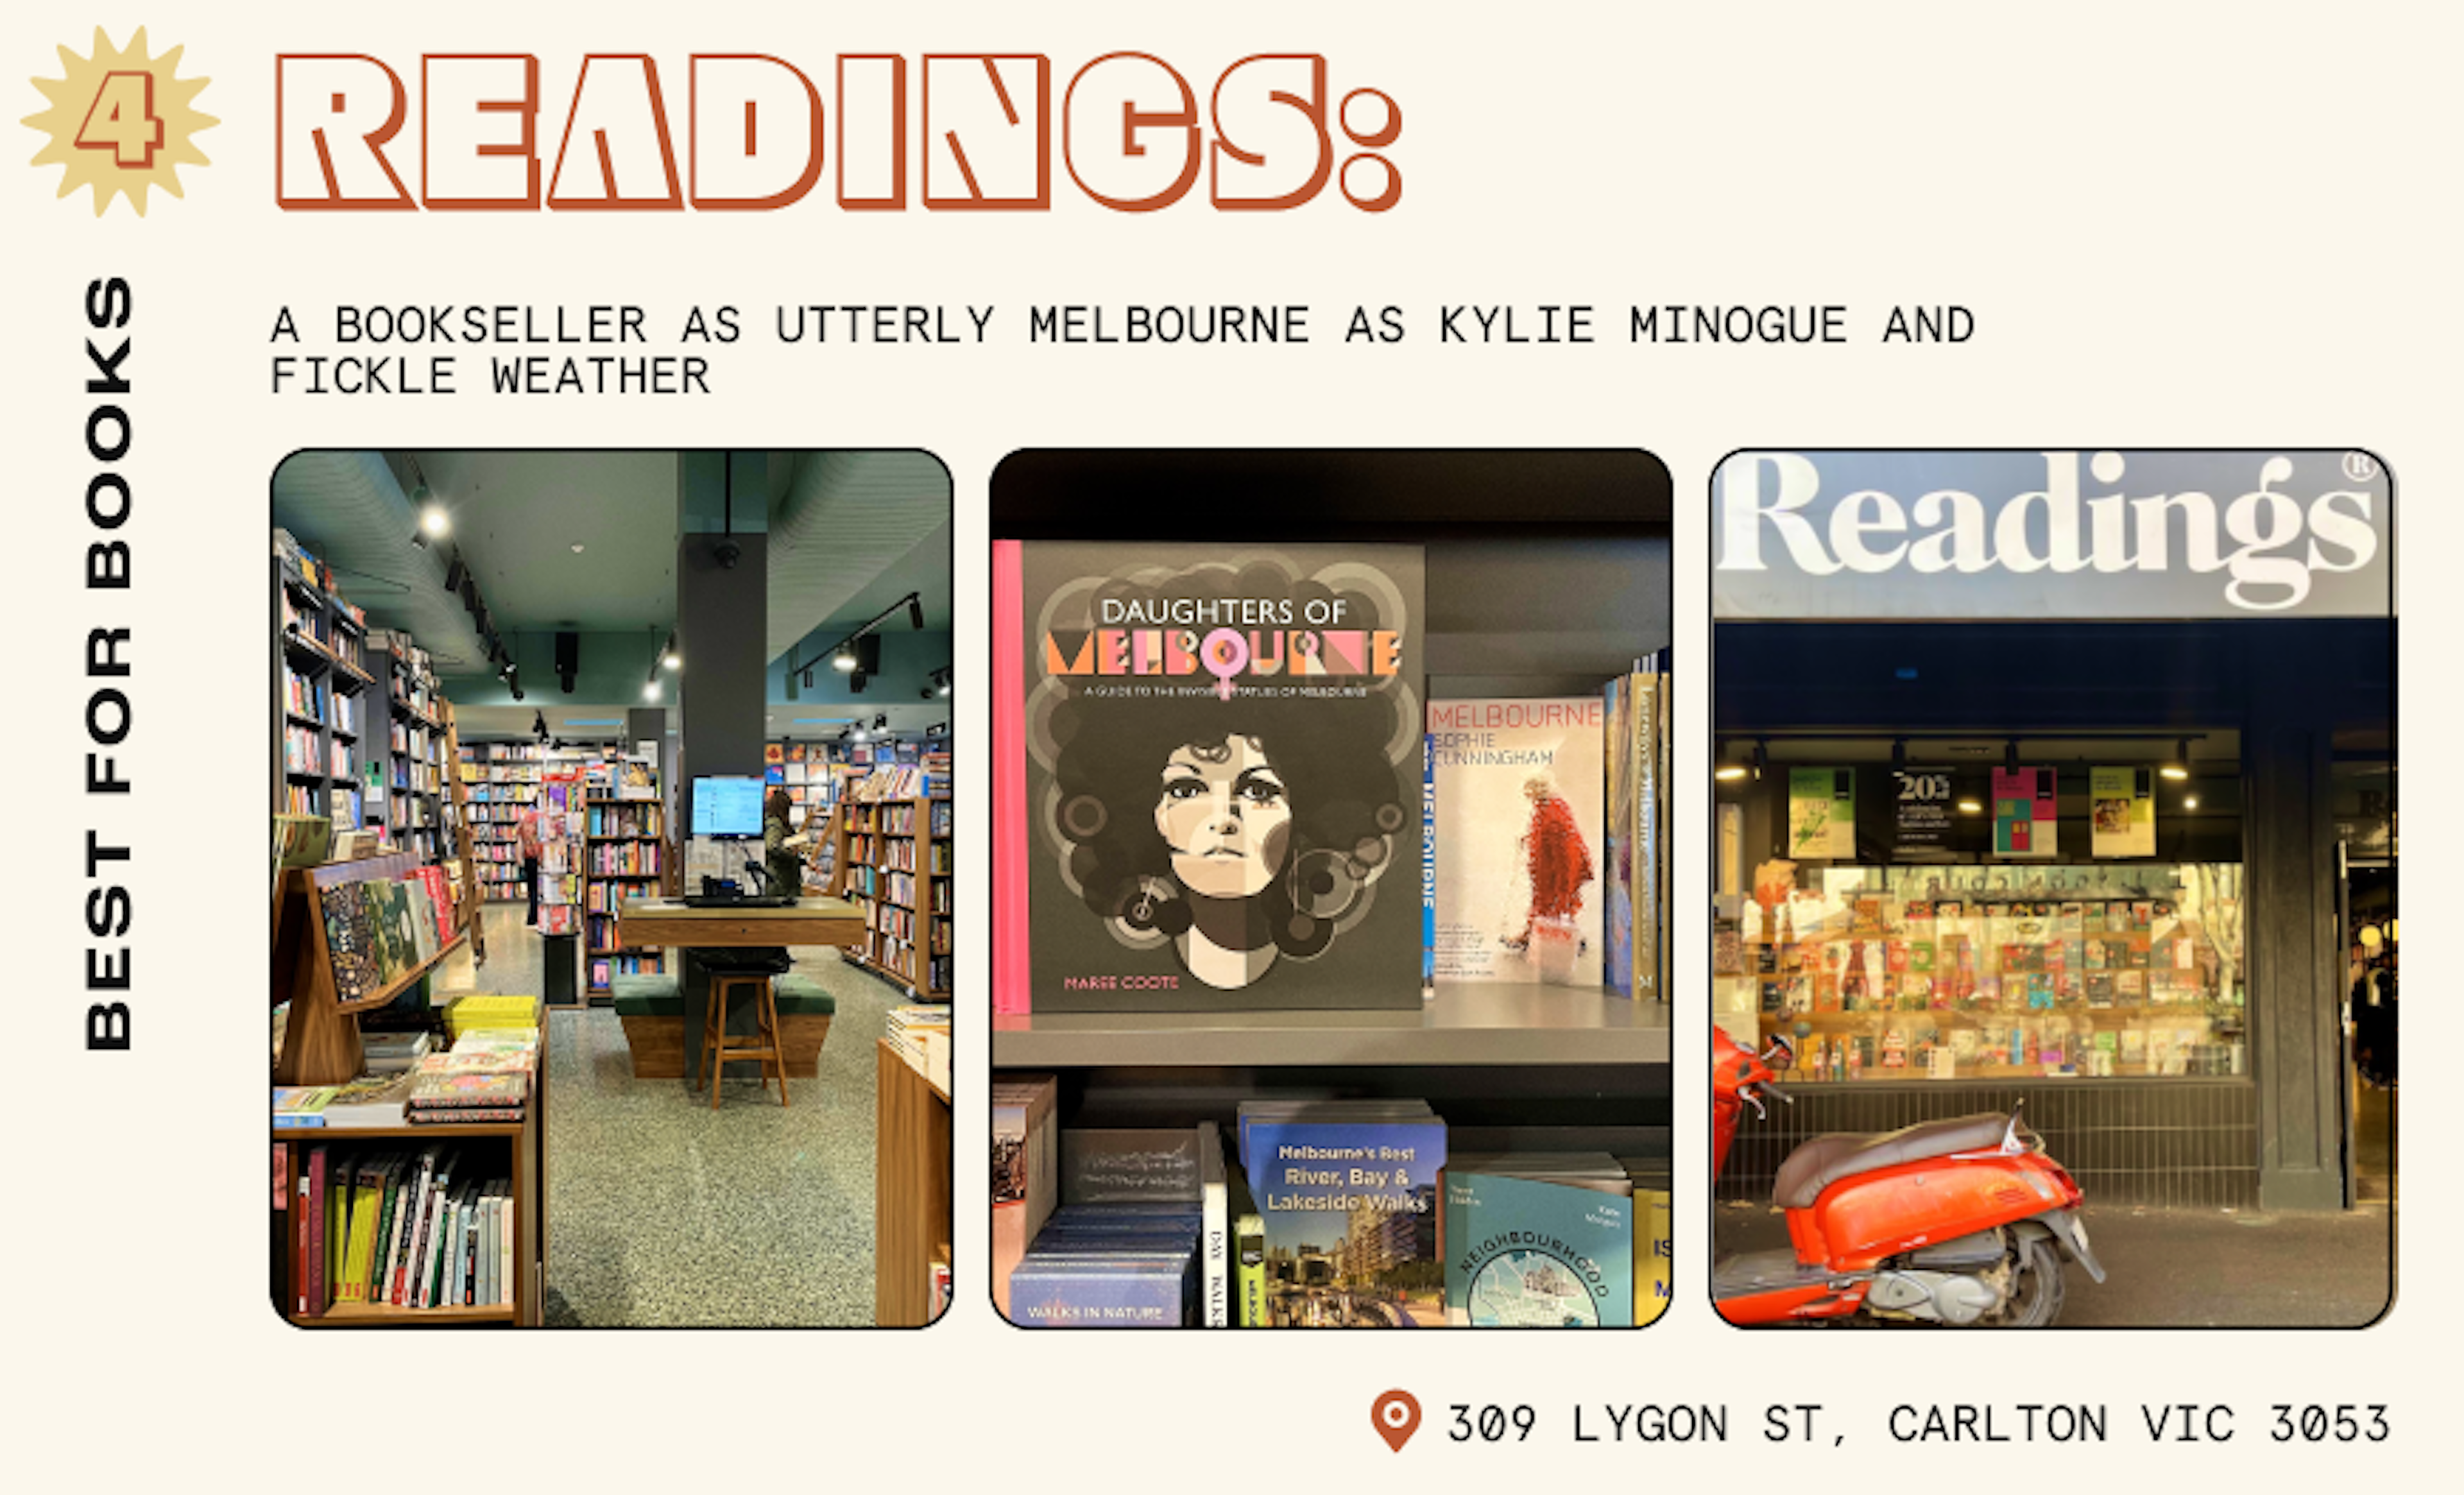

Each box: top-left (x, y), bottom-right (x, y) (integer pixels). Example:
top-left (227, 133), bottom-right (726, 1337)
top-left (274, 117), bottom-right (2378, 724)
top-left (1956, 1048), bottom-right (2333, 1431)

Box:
top-left (691, 776), bottom-right (764, 838)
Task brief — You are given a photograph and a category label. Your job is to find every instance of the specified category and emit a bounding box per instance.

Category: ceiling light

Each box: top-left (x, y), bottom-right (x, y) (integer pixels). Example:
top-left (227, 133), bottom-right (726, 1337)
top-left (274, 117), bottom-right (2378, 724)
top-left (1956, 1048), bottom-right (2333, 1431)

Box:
top-left (643, 681), bottom-right (660, 700)
top-left (2184, 796), bottom-right (2200, 810)
top-left (421, 504), bottom-right (450, 538)
top-left (1714, 765), bottom-right (1749, 782)
top-left (444, 556), bottom-right (468, 593)
top-left (2160, 739), bottom-right (2191, 780)
top-left (832, 644), bottom-right (859, 671)
top-left (907, 595), bottom-right (926, 630)
top-left (1957, 798), bottom-right (1984, 815)
top-left (663, 651), bottom-right (681, 671)
top-left (570, 543), bottom-right (585, 554)
top-left (872, 713), bottom-right (887, 730)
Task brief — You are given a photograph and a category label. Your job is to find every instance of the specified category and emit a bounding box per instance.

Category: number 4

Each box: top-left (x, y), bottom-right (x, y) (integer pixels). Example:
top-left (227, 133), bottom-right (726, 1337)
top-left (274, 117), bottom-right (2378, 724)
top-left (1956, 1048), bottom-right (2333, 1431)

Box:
top-left (77, 71), bottom-right (164, 167)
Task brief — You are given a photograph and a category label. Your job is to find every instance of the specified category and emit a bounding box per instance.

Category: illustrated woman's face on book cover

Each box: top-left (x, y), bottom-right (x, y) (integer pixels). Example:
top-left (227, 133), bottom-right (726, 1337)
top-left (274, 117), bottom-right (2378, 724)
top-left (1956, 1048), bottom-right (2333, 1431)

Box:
top-left (1155, 734), bottom-right (1292, 898)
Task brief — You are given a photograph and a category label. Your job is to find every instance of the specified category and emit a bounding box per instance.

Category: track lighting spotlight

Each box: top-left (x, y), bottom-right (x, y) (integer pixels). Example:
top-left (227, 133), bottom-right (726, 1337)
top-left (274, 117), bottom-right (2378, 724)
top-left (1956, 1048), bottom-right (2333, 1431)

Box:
top-left (444, 556), bottom-right (468, 594)
top-left (832, 643), bottom-right (858, 672)
top-left (2161, 739), bottom-right (2191, 781)
top-left (907, 595), bottom-right (926, 630)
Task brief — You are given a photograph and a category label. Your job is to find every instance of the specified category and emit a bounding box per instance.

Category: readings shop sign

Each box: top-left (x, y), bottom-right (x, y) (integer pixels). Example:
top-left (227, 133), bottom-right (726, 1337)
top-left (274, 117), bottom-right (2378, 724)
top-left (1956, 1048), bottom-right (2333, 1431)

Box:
top-left (1713, 450), bottom-right (2391, 620)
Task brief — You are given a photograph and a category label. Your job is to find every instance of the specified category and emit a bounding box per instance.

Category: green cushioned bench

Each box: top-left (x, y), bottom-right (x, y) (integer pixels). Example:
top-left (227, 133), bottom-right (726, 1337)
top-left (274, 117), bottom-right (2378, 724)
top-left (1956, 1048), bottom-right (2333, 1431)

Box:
top-left (614, 972), bottom-right (835, 1080)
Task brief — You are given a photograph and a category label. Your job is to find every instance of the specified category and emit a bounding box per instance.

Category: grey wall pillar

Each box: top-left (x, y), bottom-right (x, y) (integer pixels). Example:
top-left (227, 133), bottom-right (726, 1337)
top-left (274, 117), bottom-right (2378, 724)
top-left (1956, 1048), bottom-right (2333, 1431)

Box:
top-left (2247, 634), bottom-right (2344, 1211)
top-left (674, 450), bottom-right (772, 833)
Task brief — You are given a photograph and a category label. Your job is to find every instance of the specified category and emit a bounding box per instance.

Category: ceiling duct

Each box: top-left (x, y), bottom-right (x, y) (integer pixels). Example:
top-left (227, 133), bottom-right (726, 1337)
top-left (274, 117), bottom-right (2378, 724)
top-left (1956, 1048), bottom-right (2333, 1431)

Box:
top-left (766, 450), bottom-right (950, 662)
top-left (271, 451), bottom-right (489, 671)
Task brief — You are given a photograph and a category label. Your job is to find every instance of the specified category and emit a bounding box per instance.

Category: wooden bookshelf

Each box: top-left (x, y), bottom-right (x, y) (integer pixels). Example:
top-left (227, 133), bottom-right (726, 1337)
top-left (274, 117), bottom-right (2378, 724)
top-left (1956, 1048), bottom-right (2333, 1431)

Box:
top-left (834, 783), bottom-right (951, 1000)
top-left (583, 758), bottom-right (668, 998)
top-left (875, 1038), bottom-right (952, 1327)
top-left (272, 1035), bottom-right (548, 1328)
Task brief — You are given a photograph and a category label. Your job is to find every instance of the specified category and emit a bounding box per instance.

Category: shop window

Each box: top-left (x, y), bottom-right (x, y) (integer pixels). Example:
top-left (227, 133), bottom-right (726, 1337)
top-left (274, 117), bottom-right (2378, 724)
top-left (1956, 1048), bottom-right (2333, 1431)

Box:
top-left (1711, 749), bottom-right (2246, 1083)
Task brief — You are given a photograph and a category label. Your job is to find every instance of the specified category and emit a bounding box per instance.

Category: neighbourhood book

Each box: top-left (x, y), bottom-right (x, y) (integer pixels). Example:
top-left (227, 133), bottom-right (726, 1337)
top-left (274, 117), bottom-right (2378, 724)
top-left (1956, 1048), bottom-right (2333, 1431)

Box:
top-left (1007, 541), bottom-right (1427, 1013)
top-left (1441, 1154), bottom-right (1634, 1327)
top-left (1427, 696), bottom-right (1606, 987)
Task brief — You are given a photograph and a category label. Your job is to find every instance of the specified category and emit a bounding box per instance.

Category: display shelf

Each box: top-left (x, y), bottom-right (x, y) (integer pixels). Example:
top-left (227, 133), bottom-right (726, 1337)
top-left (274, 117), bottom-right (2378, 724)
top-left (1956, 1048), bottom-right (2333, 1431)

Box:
top-left (832, 767), bottom-right (951, 999)
top-left (583, 760), bottom-right (667, 997)
top-left (875, 1039), bottom-right (952, 1327)
top-left (991, 982), bottom-right (1670, 1069)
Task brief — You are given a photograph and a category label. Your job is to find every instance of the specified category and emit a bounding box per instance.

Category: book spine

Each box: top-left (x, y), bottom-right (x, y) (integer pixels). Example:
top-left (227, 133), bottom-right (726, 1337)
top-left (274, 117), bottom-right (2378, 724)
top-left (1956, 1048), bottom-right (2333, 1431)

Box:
top-left (292, 1156), bottom-right (311, 1317)
top-left (307, 1147), bottom-right (329, 1317)
top-left (1236, 1217), bottom-right (1265, 1328)
top-left (991, 540), bottom-right (1029, 1014)
top-left (395, 1153), bottom-right (435, 1306)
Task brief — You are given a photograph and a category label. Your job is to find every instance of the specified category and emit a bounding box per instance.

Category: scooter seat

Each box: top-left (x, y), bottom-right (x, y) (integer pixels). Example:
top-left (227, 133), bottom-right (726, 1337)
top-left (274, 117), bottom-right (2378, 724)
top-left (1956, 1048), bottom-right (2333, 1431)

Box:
top-left (1772, 1113), bottom-right (2014, 1209)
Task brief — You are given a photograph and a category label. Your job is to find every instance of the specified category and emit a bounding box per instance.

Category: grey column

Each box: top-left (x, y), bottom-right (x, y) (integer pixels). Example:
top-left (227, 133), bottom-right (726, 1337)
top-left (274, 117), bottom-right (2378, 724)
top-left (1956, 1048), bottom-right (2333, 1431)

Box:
top-left (2247, 635), bottom-right (2343, 1211)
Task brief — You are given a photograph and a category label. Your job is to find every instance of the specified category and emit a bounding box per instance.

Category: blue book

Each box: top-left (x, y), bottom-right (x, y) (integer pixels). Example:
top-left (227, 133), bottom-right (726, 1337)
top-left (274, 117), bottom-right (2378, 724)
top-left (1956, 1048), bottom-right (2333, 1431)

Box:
top-left (1007, 1259), bottom-right (1192, 1327)
top-left (1444, 1162), bottom-right (1633, 1327)
top-left (1238, 1104), bottom-right (1446, 1328)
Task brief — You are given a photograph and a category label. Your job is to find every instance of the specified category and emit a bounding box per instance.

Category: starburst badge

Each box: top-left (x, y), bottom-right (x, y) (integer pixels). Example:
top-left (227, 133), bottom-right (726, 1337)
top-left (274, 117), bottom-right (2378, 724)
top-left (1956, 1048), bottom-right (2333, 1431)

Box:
top-left (24, 27), bottom-right (217, 216)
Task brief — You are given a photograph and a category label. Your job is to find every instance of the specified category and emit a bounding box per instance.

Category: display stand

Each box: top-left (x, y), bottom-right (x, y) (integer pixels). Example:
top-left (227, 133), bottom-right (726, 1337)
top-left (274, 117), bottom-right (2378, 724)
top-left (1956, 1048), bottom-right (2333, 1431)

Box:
top-left (271, 851), bottom-right (468, 1087)
top-left (875, 1038), bottom-right (953, 1326)
top-left (584, 758), bottom-right (667, 998)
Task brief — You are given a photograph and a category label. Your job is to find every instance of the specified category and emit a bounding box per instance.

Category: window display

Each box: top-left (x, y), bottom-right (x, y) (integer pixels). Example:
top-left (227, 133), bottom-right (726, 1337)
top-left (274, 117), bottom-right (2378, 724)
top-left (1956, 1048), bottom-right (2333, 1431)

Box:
top-left (1712, 860), bottom-right (2245, 1081)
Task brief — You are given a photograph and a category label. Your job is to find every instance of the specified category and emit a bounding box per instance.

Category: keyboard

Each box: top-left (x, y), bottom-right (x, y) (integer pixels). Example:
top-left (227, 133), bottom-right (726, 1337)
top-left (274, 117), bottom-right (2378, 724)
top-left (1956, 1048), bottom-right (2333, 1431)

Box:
top-left (681, 894), bottom-right (795, 909)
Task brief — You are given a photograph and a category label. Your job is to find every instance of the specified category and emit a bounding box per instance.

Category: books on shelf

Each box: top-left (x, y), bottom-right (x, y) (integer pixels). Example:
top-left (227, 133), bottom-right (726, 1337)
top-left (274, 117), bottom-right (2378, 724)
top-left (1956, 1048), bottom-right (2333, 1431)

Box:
top-left (884, 1004), bottom-right (951, 1081)
top-left (321, 1070), bottom-right (420, 1129)
top-left (991, 1073), bottom-right (1059, 1319)
top-left (1005, 1204), bottom-right (1203, 1328)
top-left (274, 1086), bottom-right (337, 1128)
top-left (1004, 540), bottom-right (1426, 1014)
top-left (287, 1140), bottom-right (517, 1317)
top-left (1602, 665), bottom-right (1669, 1002)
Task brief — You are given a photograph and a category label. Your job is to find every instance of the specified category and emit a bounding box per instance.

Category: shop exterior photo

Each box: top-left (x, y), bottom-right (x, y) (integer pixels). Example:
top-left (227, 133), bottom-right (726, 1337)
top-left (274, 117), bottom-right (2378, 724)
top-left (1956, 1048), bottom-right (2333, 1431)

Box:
top-left (1706, 450), bottom-right (2393, 1329)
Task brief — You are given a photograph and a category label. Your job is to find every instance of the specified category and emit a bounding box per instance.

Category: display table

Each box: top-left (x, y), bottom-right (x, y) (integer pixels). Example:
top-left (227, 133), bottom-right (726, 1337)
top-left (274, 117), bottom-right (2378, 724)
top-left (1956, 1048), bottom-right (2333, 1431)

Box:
top-left (875, 1039), bottom-right (952, 1326)
top-left (619, 898), bottom-right (866, 1079)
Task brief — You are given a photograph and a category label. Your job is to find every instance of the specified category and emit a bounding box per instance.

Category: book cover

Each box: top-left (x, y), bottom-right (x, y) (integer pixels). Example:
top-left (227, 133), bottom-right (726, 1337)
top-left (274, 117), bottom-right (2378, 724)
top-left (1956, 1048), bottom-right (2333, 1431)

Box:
top-left (1061, 1129), bottom-right (1202, 1205)
top-left (319, 883), bottom-right (377, 1003)
top-left (1428, 696), bottom-right (1605, 987)
top-left (1444, 1168), bottom-right (1634, 1328)
top-left (1007, 1260), bottom-right (1193, 1327)
top-left (1241, 1108), bottom-right (1445, 1327)
top-left (1018, 543), bottom-right (1426, 1012)
top-left (1602, 671), bottom-right (1665, 1000)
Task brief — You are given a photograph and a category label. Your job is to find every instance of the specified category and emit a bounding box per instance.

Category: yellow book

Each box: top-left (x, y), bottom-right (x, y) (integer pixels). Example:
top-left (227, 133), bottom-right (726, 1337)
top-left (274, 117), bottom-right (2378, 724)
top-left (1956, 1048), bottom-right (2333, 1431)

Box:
top-left (341, 1155), bottom-right (388, 1303)
top-left (1633, 1188), bottom-right (1672, 1326)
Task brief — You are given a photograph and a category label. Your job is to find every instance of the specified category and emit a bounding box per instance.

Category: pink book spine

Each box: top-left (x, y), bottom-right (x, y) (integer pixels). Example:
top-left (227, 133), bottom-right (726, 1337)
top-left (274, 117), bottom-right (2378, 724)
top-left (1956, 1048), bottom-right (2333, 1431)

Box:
top-left (993, 540), bottom-right (1030, 1015)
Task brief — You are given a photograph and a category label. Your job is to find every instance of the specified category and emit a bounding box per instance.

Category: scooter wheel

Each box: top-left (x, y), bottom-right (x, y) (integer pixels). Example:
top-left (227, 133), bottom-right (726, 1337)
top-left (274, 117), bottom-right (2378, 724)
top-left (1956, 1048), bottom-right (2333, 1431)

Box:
top-left (1996, 1237), bottom-right (2067, 1328)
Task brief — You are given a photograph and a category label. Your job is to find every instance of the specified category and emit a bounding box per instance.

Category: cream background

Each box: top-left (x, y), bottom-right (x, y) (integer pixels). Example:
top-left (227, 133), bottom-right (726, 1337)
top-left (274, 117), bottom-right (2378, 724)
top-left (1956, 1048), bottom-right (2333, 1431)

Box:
top-left (3, 3), bottom-right (2439, 1490)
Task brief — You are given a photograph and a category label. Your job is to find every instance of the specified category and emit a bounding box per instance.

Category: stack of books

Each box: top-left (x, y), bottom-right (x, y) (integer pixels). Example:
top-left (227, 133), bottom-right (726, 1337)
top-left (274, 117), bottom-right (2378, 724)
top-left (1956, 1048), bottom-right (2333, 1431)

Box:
top-left (273, 1086), bottom-right (336, 1129)
top-left (409, 1030), bottom-right (538, 1125)
top-left (444, 993), bottom-right (540, 1042)
top-left (991, 1074), bottom-right (1060, 1318)
top-left (362, 1030), bottom-right (433, 1074)
top-left (884, 1004), bottom-right (951, 1086)
top-left (1005, 1204), bottom-right (1203, 1327)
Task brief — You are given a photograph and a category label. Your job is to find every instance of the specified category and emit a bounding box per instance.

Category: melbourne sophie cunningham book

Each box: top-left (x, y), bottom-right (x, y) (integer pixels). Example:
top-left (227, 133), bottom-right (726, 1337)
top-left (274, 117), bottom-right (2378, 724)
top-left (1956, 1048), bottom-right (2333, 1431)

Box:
top-left (1011, 542), bottom-right (1426, 1012)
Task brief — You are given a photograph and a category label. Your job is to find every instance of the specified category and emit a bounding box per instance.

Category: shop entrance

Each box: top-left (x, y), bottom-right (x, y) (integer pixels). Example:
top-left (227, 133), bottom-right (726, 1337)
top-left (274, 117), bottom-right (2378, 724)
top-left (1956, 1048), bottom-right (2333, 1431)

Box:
top-left (2341, 857), bottom-right (2396, 1207)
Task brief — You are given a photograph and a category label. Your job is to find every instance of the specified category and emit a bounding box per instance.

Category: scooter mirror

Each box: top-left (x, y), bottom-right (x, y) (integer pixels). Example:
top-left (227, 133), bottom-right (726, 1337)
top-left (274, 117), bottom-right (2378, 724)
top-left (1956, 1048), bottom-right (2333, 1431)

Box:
top-left (1762, 1036), bottom-right (1795, 1072)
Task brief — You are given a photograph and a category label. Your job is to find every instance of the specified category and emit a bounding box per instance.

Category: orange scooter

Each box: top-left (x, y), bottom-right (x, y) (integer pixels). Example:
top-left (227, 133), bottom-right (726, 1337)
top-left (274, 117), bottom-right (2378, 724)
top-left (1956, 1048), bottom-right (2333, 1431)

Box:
top-left (1711, 1029), bottom-right (2104, 1326)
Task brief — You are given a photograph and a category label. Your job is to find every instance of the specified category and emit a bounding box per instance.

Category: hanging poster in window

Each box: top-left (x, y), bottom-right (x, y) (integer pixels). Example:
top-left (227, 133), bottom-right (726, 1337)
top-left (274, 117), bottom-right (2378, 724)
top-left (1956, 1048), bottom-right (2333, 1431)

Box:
top-left (1992, 766), bottom-right (2057, 859)
top-left (2091, 766), bottom-right (2156, 858)
top-left (1788, 767), bottom-right (1856, 860)
top-left (1892, 769), bottom-right (1954, 855)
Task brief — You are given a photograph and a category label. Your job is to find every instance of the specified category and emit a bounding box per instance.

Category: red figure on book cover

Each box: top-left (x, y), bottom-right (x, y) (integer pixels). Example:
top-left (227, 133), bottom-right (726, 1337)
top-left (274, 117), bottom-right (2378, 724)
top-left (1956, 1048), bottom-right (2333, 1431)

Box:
top-left (1516, 771), bottom-right (1593, 942)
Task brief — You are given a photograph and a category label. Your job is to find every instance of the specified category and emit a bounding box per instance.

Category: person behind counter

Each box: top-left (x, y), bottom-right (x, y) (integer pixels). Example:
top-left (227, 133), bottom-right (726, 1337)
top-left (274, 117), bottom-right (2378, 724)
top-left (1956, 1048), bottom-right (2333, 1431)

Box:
top-left (762, 787), bottom-right (803, 899)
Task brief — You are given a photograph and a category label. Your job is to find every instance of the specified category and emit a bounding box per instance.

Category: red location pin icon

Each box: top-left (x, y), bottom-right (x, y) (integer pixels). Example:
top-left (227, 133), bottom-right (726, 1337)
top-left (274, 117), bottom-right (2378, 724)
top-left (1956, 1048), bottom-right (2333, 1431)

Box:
top-left (1372, 1389), bottom-right (1422, 1452)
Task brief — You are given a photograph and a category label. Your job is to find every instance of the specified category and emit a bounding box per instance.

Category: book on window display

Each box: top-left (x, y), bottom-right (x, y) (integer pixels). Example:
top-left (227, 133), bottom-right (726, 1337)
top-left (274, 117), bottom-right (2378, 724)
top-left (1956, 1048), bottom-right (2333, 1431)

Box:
top-left (1427, 696), bottom-right (1605, 988)
top-left (1005, 542), bottom-right (1426, 1013)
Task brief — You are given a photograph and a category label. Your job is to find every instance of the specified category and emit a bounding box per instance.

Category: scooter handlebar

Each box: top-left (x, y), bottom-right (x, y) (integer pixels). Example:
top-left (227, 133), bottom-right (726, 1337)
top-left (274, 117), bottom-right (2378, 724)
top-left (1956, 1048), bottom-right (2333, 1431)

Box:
top-left (1755, 1080), bottom-right (1793, 1107)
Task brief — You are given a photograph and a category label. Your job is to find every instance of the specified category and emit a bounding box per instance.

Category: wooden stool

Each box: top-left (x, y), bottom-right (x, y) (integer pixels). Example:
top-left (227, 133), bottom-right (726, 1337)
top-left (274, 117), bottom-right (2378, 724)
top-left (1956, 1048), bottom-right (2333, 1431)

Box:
top-left (702, 970), bottom-right (789, 1108)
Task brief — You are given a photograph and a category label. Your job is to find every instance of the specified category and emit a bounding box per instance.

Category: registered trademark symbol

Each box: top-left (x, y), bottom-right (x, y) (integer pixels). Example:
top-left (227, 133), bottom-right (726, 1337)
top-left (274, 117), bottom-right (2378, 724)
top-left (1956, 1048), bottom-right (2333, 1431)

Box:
top-left (2343, 452), bottom-right (2378, 482)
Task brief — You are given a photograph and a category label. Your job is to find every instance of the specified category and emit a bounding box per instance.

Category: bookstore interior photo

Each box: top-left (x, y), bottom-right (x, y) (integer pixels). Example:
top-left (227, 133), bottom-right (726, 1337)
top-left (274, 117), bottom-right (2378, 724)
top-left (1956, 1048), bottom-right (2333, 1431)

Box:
top-left (271, 449), bottom-right (954, 1326)
top-left (989, 451), bottom-right (1674, 1328)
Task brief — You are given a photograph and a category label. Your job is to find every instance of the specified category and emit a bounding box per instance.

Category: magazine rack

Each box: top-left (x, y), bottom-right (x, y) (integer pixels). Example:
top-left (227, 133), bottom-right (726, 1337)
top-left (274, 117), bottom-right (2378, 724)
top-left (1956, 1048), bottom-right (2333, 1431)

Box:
top-left (272, 850), bottom-right (466, 1087)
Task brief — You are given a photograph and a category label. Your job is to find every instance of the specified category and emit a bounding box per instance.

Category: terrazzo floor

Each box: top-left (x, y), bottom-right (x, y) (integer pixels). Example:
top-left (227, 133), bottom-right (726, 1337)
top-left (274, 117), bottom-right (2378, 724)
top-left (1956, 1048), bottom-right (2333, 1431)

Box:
top-left (431, 903), bottom-right (903, 1326)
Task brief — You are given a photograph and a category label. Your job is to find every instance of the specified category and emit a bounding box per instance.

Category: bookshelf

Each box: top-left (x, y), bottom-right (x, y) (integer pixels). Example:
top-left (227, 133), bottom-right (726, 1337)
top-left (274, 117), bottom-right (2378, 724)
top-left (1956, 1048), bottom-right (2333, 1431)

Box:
top-left (461, 742), bottom-right (545, 901)
top-left (274, 552), bottom-right (374, 830)
top-left (584, 757), bottom-right (668, 998)
top-left (368, 630), bottom-right (451, 867)
top-left (272, 1039), bottom-right (547, 1327)
top-left (833, 762), bottom-right (951, 999)
top-left (536, 765), bottom-right (586, 943)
